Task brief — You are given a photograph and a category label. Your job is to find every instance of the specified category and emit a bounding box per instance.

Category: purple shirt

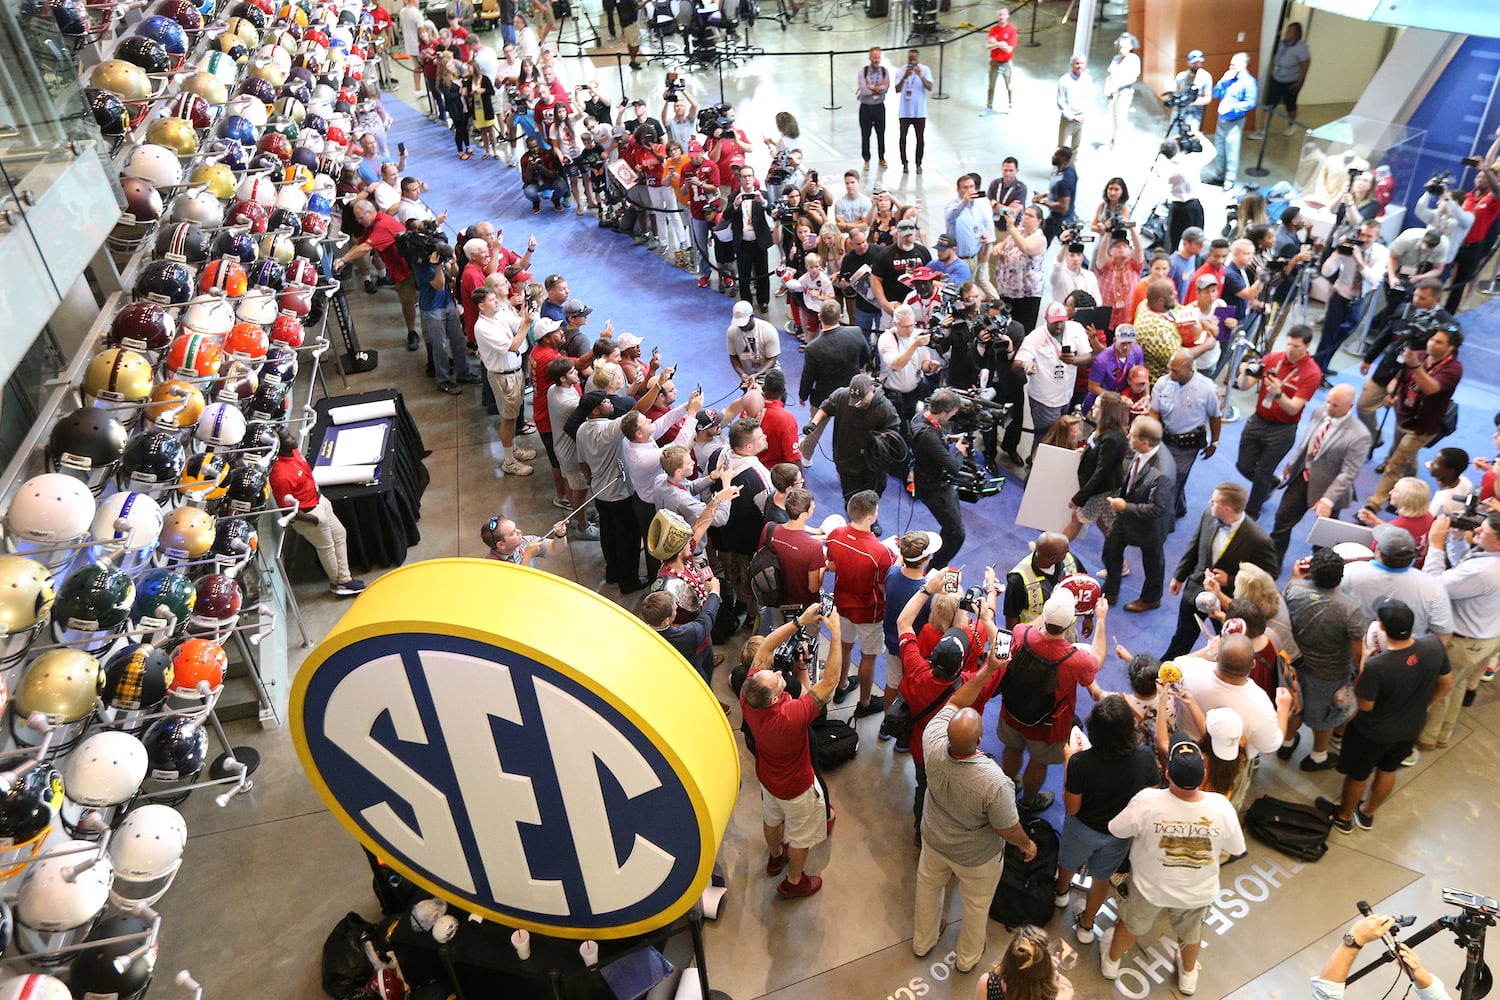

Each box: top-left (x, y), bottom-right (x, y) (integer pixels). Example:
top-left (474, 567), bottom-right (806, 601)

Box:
top-left (1088, 343), bottom-right (1145, 405)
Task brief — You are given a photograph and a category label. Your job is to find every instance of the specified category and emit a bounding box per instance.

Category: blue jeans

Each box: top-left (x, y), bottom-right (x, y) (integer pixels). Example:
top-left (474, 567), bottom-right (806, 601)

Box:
top-left (420, 303), bottom-right (473, 384)
top-left (500, 23), bottom-right (516, 44)
top-left (689, 216), bottom-right (711, 275)
top-left (1313, 291), bottom-right (1362, 373)
top-left (525, 182), bottom-right (568, 209)
top-left (1214, 116), bottom-right (1245, 186)
top-left (853, 302), bottom-right (880, 337)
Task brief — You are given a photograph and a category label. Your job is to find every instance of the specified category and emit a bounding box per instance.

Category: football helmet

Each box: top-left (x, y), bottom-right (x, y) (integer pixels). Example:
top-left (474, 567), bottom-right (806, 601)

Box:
top-left (50, 562), bottom-right (135, 656)
top-left (270, 312), bottom-right (305, 348)
top-left (277, 286), bottom-right (312, 318)
top-left (178, 71), bottom-right (228, 108)
top-left (245, 258), bottom-right (286, 291)
top-left (229, 0), bottom-right (268, 27)
top-left (117, 431), bottom-right (186, 497)
top-left (131, 568), bottom-right (195, 639)
top-left (257, 131), bottom-right (293, 162)
top-left (237, 287), bottom-right (279, 325)
top-left (215, 112), bottom-right (256, 146)
top-left (235, 174), bottom-right (277, 208)
top-left (181, 297), bottom-right (236, 339)
top-left (188, 573), bottom-right (241, 641)
top-left (144, 116), bottom-right (198, 157)
top-left (133, 260), bottom-right (194, 306)
top-left (211, 515), bottom-right (259, 566)
top-left (89, 490), bottom-right (163, 557)
top-left (165, 332), bottom-right (224, 380)
top-left (113, 34), bottom-right (171, 74)
top-left (283, 257), bottom-right (317, 289)
top-left (99, 643), bottom-right (174, 728)
top-left (152, 222), bottom-right (209, 266)
top-left (186, 161), bottom-right (236, 200)
top-left (68, 914), bottom-right (155, 1000)
top-left (107, 804), bottom-right (187, 907)
top-left (171, 187), bottom-right (227, 229)
top-left (167, 638), bottom-right (224, 701)
top-left (81, 347), bottom-right (153, 407)
top-left (5, 473), bottom-right (96, 560)
top-left (1057, 573), bottom-right (1103, 615)
top-left (265, 205), bottom-right (301, 235)
top-left (246, 379), bottom-right (290, 424)
top-left (0, 556), bottom-right (53, 671)
top-left (14, 838), bottom-right (113, 963)
top-left (224, 14), bottom-right (260, 49)
top-left (139, 715), bottom-right (207, 805)
top-left (224, 92), bottom-right (270, 129)
top-left (121, 143), bottom-right (182, 188)
top-left (119, 177), bottom-right (164, 223)
top-left (259, 344), bottom-right (298, 385)
top-left (155, 507), bottom-right (215, 563)
top-left (145, 378), bottom-right (206, 430)
top-left (150, 0), bottom-right (203, 33)
top-left (11, 650), bottom-right (101, 755)
top-left (197, 49), bottom-right (240, 86)
top-left (88, 61), bottom-right (151, 122)
top-left (85, 87), bottom-right (130, 139)
top-left (0, 976), bottom-right (68, 1000)
top-left (257, 230), bottom-right (296, 264)
top-left (195, 402), bottom-right (248, 448)
top-left (163, 91), bottom-right (211, 129)
top-left (208, 359), bottom-right (259, 405)
top-left (46, 407), bottom-right (129, 494)
top-left (226, 198), bottom-right (269, 232)
top-left (133, 13), bottom-right (188, 64)
top-left (198, 257), bottom-right (249, 297)
top-left (210, 228), bottom-right (257, 264)
top-left (176, 450), bottom-right (230, 507)
top-left (204, 138), bottom-right (249, 173)
top-left (61, 731), bottom-right (148, 837)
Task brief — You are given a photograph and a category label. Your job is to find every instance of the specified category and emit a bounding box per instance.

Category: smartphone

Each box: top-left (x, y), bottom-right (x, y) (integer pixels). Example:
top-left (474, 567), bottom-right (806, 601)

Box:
top-left (942, 569), bottom-right (960, 593)
top-left (818, 590), bottom-right (835, 619)
top-left (398, 141), bottom-right (407, 156)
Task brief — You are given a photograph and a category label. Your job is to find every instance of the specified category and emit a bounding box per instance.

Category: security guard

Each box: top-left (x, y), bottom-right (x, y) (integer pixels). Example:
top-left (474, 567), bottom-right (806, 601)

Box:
top-left (909, 389), bottom-right (966, 571)
top-left (1004, 531), bottom-right (1083, 630)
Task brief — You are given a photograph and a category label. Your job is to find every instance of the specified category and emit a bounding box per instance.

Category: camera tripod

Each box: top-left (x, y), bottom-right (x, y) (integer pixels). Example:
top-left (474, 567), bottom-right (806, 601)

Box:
top-left (1347, 896), bottom-right (1495, 1000)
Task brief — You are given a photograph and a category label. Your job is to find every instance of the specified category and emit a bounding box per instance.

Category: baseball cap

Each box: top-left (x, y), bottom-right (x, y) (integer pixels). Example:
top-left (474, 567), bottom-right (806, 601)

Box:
top-left (908, 266), bottom-right (940, 282)
top-left (563, 298), bottom-right (592, 318)
top-left (533, 316), bottom-right (562, 338)
top-left (615, 332), bottom-right (643, 352)
top-left (1167, 739), bottom-right (1206, 789)
top-left (1041, 588), bottom-right (1077, 628)
top-left (1372, 523), bottom-right (1417, 565)
top-left (731, 300), bottom-right (754, 325)
top-left (631, 98), bottom-right (646, 107)
top-left (1044, 302), bottom-right (1070, 322)
top-left (930, 627), bottom-right (969, 678)
top-left (576, 389), bottom-right (610, 419)
top-left (1186, 48), bottom-right (1204, 63)
top-left (1196, 273), bottom-right (1220, 289)
top-left (895, 219), bottom-right (919, 232)
top-left (934, 233), bottom-right (956, 250)
top-left (1204, 707), bottom-right (1243, 761)
top-left (696, 408), bottom-right (723, 431)
top-left (1375, 597), bottom-right (1415, 641)
top-left (898, 530), bottom-right (942, 564)
top-left (1113, 324), bottom-right (1136, 341)
top-left (688, 140), bottom-right (704, 155)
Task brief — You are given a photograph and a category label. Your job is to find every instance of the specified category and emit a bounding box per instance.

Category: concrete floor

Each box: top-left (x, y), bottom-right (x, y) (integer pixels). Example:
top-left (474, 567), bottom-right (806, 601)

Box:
top-left (145, 5), bottom-right (1496, 999)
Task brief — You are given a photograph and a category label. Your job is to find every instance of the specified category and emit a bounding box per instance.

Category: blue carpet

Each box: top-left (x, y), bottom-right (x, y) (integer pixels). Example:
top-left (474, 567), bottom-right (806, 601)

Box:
top-left (391, 95), bottom-right (1500, 808)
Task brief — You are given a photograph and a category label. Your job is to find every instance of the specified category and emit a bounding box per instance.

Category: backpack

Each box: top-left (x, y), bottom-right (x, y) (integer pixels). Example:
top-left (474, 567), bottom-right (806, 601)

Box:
top-left (811, 718), bottom-right (859, 769)
top-left (989, 815), bottom-right (1060, 929)
top-left (1244, 795), bottom-right (1332, 862)
top-left (748, 523), bottom-right (785, 609)
top-left (1000, 632), bottom-right (1075, 729)
top-left (321, 912), bottom-right (376, 997)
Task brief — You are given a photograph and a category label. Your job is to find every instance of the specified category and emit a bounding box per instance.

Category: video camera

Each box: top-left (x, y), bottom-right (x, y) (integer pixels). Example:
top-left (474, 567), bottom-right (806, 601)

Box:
top-left (957, 585), bottom-right (986, 614)
top-left (663, 72), bottom-right (686, 102)
top-left (697, 104), bottom-right (733, 140)
top-left (1449, 492), bottom-right (1487, 533)
top-left (1426, 170), bottom-right (1454, 196)
top-left (1060, 228), bottom-right (1096, 255)
top-left (1163, 87), bottom-right (1197, 109)
top-left (769, 195), bottom-right (796, 223)
top-left (396, 218), bottom-right (452, 266)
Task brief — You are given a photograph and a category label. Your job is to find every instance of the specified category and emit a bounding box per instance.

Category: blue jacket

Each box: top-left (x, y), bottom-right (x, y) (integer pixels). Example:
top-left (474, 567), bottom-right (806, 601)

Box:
top-left (1213, 73), bottom-right (1258, 121)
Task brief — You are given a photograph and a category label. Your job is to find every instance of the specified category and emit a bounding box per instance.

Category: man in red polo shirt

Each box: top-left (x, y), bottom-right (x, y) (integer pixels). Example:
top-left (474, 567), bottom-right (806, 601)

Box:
top-left (740, 604), bottom-right (843, 899)
top-left (1234, 324), bottom-right (1321, 520)
top-left (983, 6), bottom-right (1017, 114)
top-left (897, 568), bottom-right (1005, 833)
top-left (825, 489), bottom-right (893, 718)
top-left (999, 588), bottom-right (1105, 812)
top-left (337, 197), bottom-right (419, 352)
top-left (267, 430), bottom-right (365, 597)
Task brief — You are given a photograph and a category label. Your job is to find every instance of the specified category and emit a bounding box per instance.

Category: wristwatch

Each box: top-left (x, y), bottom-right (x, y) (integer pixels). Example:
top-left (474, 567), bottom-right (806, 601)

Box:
top-left (1342, 932), bottom-right (1360, 949)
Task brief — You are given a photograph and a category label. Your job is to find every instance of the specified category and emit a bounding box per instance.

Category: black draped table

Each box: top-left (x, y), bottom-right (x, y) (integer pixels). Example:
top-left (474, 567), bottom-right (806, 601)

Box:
top-left (308, 389), bottom-right (431, 572)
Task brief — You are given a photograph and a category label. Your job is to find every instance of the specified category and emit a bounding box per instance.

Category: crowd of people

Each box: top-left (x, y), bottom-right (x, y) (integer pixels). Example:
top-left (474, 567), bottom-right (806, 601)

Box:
top-left (339, 11), bottom-right (1500, 995)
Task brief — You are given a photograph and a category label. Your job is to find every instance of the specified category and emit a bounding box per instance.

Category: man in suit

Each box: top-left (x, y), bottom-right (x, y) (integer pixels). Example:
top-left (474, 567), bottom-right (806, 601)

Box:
top-left (729, 164), bottom-right (775, 314)
top-left (1102, 416), bottom-right (1177, 612)
top-left (1164, 481), bottom-right (1279, 658)
top-left (1268, 383), bottom-right (1371, 564)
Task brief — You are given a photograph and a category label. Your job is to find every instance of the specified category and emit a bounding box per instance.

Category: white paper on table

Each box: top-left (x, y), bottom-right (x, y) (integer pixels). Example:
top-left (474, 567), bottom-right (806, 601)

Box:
top-left (313, 464), bottom-right (379, 487)
top-left (331, 424), bottom-right (389, 466)
top-left (673, 968), bottom-right (704, 1000)
top-left (1015, 444), bottom-right (1083, 534)
top-left (329, 399), bottom-right (397, 424)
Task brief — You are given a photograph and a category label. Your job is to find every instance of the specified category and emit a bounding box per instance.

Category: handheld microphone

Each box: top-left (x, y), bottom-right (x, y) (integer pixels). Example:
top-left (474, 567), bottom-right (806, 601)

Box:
top-left (1357, 901), bottom-right (1414, 980)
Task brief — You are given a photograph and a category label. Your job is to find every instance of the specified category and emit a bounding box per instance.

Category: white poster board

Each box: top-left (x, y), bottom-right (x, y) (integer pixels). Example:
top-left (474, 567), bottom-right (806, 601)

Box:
top-left (1015, 444), bottom-right (1082, 534)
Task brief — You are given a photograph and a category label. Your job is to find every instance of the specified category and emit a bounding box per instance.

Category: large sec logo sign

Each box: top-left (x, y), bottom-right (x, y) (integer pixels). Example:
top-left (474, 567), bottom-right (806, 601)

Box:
top-left (290, 559), bottom-right (740, 939)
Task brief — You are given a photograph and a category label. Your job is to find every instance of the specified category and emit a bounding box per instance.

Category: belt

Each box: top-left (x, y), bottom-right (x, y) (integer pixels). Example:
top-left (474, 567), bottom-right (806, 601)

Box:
top-left (497, 368), bottom-right (522, 375)
top-left (1165, 429), bottom-right (1207, 445)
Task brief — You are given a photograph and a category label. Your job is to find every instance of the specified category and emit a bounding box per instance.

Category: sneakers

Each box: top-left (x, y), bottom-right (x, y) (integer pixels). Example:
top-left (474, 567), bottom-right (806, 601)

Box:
top-left (1017, 791), bottom-right (1054, 813)
top-left (854, 695), bottom-right (885, 718)
top-left (502, 458), bottom-right (534, 476)
top-left (512, 446), bottom-right (538, 461)
top-left (1075, 921), bottom-right (1095, 945)
top-left (1099, 927), bottom-right (1120, 980)
top-left (698, 275), bottom-right (711, 288)
top-left (1177, 952), bottom-right (1199, 996)
top-left (1353, 807), bottom-right (1374, 831)
top-left (330, 578), bottom-right (367, 597)
top-left (407, 331), bottom-right (421, 352)
top-left (766, 842), bottom-right (790, 877)
top-left (438, 381), bottom-right (462, 395)
top-left (1277, 732), bottom-right (1301, 760)
top-left (776, 874), bottom-right (822, 898)
top-left (568, 523), bottom-right (600, 541)
top-left (1246, 129), bottom-right (1266, 140)
top-left (1054, 890), bottom-right (1070, 908)
top-left (552, 497), bottom-right (573, 510)
top-left (1484, 666), bottom-right (1496, 682)
top-left (1283, 124), bottom-right (1299, 136)
top-left (1401, 748), bottom-right (1420, 767)
top-left (832, 682), bottom-right (854, 704)
top-left (1299, 752), bottom-right (1338, 772)
top-left (1316, 795), bottom-right (1354, 833)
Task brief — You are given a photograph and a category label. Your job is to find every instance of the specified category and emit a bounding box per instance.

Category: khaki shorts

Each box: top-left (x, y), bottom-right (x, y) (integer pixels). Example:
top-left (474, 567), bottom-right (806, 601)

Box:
top-left (995, 715), bottom-right (1065, 765)
top-left (761, 780), bottom-right (828, 849)
top-left (1118, 887), bottom-right (1208, 944)
top-left (488, 369), bottom-right (525, 420)
top-left (622, 20), bottom-right (642, 45)
top-left (885, 650), bottom-right (903, 689)
top-left (395, 275), bottom-right (418, 313)
top-left (837, 615), bottom-right (884, 655)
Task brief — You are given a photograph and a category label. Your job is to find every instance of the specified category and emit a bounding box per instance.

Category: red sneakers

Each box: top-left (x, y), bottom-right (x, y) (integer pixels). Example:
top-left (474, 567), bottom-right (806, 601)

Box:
top-left (766, 842), bottom-right (790, 877)
top-left (776, 874), bottom-right (823, 899)
top-left (698, 275), bottom-right (711, 288)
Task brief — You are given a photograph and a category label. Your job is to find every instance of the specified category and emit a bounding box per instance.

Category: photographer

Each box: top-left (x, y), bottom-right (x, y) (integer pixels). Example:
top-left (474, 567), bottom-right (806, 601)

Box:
top-left (1356, 278), bottom-right (1452, 443)
top-left (878, 304), bottom-right (940, 427)
top-left (803, 373), bottom-right (901, 502)
top-left (729, 165), bottom-right (774, 313)
top-left (1442, 126), bottom-right (1500, 313)
top-left (1311, 913), bottom-right (1451, 1000)
top-left (1235, 325), bottom-right (1321, 520)
top-left (1050, 236), bottom-right (1100, 305)
top-left (1313, 219), bottom-right (1387, 376)
top-left (1094, 226), bottom-right (1145, 330)
top-left (1365, 324), bottom-right (1465, 514)
top-left (1371, 227), bottom-right (1449, 332)
top-left (943, 173), bottom-right (998, 299)
top-left (1162, 131), bottom-right (1216, 249)
top-left (412, 230), bottom-right (481, 395)
top-left (993, 204), bottom-right (1048, 333)
top-left (1169, 49), bottom-right (1212, 130)
top-left (909, 389), bottom-right (968, 571)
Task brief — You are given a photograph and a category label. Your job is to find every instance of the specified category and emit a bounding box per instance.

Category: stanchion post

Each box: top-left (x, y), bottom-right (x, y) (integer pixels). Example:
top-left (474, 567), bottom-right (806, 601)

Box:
top-left (1243, 107), bottom-right (1277, 179)
top-left (615, 53), bottom-right (626, 96)
top-left (1024, 0), bottom-right (1040, 46)
top-left (932, 39), bottom-right (949, 100)
top-left (718, 55), bottom-right (726, 105)
top-left (823, 51), bottom-right (842, 110)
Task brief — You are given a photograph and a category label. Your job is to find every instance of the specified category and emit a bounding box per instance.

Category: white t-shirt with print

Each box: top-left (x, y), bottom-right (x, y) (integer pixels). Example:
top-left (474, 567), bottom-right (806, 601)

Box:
top-left (1109, 786), bottom-right (1245, 908)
